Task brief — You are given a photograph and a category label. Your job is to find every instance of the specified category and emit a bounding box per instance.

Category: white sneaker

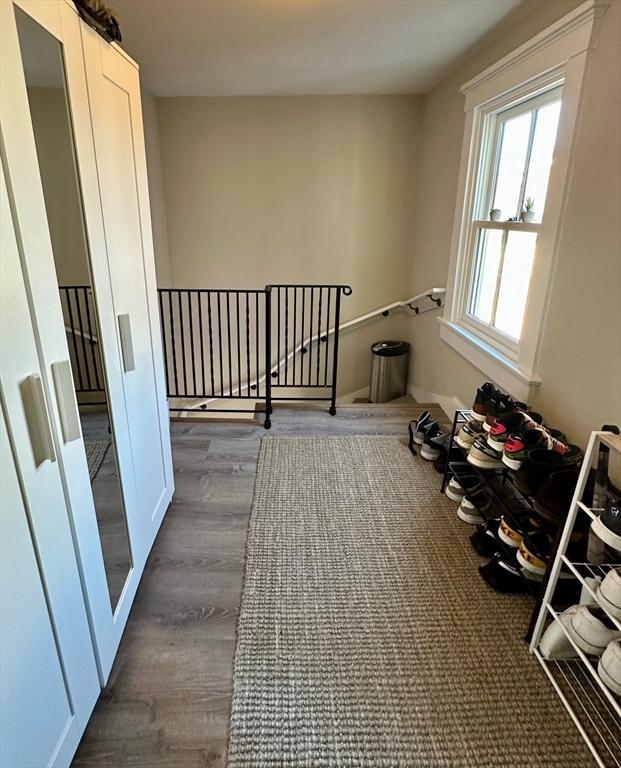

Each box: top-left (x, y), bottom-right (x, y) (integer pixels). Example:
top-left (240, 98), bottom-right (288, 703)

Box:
top-left (569, 606), bottom-right (621, 656)
top-left (540, 606), bottom-right (580, 659)
top-left (596, 568), bottom-right (621, 621)
top-left (598, 640), bottom-right (621, 696)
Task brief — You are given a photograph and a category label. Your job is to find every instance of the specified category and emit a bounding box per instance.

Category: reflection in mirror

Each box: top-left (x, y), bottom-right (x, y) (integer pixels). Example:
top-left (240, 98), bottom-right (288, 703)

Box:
top-left (16, 8), bottom-right (132, 611)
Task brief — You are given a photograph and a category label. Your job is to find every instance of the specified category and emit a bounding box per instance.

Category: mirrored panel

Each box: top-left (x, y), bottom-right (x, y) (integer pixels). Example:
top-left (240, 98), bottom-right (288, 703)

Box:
top-left (15, 8), bottom-right (132, 612)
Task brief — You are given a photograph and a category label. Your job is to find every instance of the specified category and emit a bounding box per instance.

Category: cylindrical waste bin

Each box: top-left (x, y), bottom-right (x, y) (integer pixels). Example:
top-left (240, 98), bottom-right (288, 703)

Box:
top-left (369, 341), bottom-right (410, 403)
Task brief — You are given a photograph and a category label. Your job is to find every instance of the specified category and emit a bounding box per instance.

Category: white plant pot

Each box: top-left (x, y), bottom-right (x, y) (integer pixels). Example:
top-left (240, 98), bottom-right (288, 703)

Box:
top-left (521, 210), bottom-right (535, 223)
top-left (490, 209), bottom-right (502, 221)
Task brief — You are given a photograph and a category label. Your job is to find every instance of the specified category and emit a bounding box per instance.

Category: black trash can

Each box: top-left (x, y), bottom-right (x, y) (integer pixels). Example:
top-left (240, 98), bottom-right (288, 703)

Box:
top-left (369, 341), bottom-right (410, 403)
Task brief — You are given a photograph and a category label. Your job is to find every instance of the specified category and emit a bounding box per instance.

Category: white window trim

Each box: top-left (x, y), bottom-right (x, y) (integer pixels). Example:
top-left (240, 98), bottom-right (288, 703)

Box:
top-left (440, 0), bottom-right (608, 402)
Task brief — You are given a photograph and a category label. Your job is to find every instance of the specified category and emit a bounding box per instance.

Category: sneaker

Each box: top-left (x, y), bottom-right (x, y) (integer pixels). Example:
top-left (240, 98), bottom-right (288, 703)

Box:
top-left (433, 446), bottom-right (461, 474)
top-left (517, 530), bottom-right (553, 577)
top-left (455, 419), bottom-right (485, 450)
top-left (470, 520), bottom-right (500, 558)
top-left (513, 449), bottom-right (566, 497)
top-left (591, 495), bottom-right (621, 551)
top-left (445, 474), bottom-right (483, 503)
top-left (501, 428), bottom-right (569, 471)
top-left (420, 422), bottom-right (449, 461)
top-left (569, 605), bottom-right (621, 656)
top-left (498, 512), bottom-right (543, 549)
top-left (596, 568), bottom-right (621, 620)
top-left (533, 469), bottom-right (581, 525)
top-left (471, 382), bottom-right (501, 422)
top-left (483, 398), bottom-right (529, 433)
top-left (540, 605), bottom-right (582, 659)
top-left (457, 490), bottom-right (490, 525)
top-left (410, 411), bottom-right (432, 445)
top-left (479, 553), bottom-right (529, 594)
top-left (598, 640), bottom-right (621, 695)
top-left (467, 437), bottom-right (503, 469)
top-left (487, 411), bottom-right (543, 452)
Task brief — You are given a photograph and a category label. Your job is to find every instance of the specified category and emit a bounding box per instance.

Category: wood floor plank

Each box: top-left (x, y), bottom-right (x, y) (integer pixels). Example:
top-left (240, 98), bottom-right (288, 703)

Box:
top-left (72, 402), bottom-right (430, 767)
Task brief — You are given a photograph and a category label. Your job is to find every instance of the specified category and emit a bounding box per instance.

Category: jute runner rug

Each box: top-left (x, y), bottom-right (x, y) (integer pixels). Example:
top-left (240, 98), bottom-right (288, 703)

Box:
top-left (228, 435), bottom-right (593, 767)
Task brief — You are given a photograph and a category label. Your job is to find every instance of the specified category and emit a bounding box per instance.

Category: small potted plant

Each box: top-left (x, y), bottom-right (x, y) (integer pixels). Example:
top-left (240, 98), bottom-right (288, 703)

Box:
top-left (490, 208), bottom-right (502, 221)
top-left (521, 197), bottom-right (536, 223)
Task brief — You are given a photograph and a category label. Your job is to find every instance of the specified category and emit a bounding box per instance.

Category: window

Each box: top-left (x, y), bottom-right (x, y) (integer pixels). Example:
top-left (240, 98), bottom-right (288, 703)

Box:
top-left (466, 88), bottom-right (562, 343)
top-left (440, 0), bottom-right (600, 403)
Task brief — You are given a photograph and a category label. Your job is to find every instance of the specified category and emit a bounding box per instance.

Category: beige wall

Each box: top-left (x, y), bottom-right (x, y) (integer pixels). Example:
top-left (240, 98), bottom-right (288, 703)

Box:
top-left (406, 0), bottom-right (621, 445)
top-left (142, 87), bottom-right (172, 287)
top-left (28, 87), bottom-right (91, 285)
top-left (156, 96), bottom-right (421, 321)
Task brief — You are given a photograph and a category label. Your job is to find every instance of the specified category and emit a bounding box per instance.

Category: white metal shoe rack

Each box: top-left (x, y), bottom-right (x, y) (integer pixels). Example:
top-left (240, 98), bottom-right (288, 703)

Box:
top-left (530, 430), bottom-right (621, 768)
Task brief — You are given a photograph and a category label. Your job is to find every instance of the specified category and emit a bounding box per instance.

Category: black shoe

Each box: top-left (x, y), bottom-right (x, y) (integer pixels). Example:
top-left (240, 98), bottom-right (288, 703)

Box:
top-left (513, 449), bottom-right (565, 497)
top-left (533, 469), bottom-right (581, 525)
top-left (479, 553), bottom-right (529, 594)
top-left (592, 494), bottom-right (621, 551)
top-left (470, 520), bottom-right (500, 558)
top-left (409, 410), bottom-right (432, 446)
top-left (420, 422), bottom-right (449, 461)
top-left (433, 446), bottom-right (462, 474)
top-left (471, 382), bottom-right (501, 422)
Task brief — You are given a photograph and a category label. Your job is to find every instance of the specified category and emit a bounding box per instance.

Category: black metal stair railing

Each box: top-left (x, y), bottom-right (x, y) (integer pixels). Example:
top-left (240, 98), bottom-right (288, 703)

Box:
top-left (58, 283), bottom-right (352, 429)
top-left (58, 286), bottom-right (106, 405)
top-left (157, 284), bottom-right (352, 428)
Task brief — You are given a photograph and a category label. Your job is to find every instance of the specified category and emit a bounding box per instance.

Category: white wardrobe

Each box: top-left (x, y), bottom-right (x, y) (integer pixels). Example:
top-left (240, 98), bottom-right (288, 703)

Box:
top-left (0, 1), bottom-right (174, 765)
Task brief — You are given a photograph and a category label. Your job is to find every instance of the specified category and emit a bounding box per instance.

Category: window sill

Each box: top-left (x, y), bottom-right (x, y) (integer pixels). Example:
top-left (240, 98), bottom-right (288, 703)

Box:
top-left (438, 318), bottom-right (541, 403)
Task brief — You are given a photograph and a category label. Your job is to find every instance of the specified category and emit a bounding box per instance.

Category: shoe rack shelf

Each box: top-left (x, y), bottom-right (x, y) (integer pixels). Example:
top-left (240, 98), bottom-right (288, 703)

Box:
top-left (442, 409), bottom-right (560, 599)
top-left (530, 430), bottom-right (621, 768)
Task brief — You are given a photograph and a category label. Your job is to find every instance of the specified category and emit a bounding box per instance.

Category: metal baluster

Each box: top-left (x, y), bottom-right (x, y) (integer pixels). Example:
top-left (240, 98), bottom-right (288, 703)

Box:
top-left (292, 287), bottom-right (297, 385)
top-left (324, 287), bottom-right (332, 386)
top-left (217, 292), bottom-right (224, 396)
top-left (74, 289), bottom-right (92, 390)
top-left (178, 291), bottom-right (188, 395)
top-left (207, 292), bottom-right (215, 396)
top-left (277, 286), bottom-right (281, 385)
top-left (255, 293), bottom-right (260, 397)
top-left (226, 292), bottom-right (233, 397)
top-left (308, 287), bottom-right (314, 386)
top-left (264, 288), bottom-right (272, 428)
top-left (245, 293), bottom-right (251, 396)
top-left (284, 287), bottom-right (289, 385)
top-left (187, 291), bottom-right (197, 396)
top-left (300, 286), bottom-right (306, 385)
top-left (169, 291), bottom-right (179, 396)
top-left (198, 292), bottom-right (206, 397)
top-left (330, 287), bottom-right (342, 416)
top-left (316, 287), bottom-right (322, 385)
top-left (236, 292), bottom-right (242, 397)
top-left (65, 289), bottom-right (84, 391)
top-left (85, 287), bottom-right (102, 391)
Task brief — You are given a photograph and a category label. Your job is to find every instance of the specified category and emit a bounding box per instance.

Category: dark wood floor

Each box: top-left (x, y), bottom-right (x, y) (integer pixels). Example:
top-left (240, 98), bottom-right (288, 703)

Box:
top-left (72, 401), bottom-right (446, 768)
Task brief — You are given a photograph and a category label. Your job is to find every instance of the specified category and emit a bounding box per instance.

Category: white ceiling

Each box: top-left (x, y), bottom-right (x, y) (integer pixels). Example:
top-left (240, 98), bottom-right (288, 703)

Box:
top-left (111, 0), bottom-right (525, 97)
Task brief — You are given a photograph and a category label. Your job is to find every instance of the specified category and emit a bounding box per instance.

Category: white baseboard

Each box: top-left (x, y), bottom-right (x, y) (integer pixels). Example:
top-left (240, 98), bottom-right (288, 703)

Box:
top-left (408, 384), bottom-right (466, 420)
top-left (337, 386), bottom-right (370, 404)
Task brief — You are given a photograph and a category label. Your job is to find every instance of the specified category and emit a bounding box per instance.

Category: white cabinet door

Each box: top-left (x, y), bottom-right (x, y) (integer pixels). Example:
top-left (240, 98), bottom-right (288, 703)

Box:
top-left (81, 26), bottom-right (174, 562)
top-left (0, 410), bottom-right (78, 768)
top-left (1, 0), bottom-right (137, 679)
top-left (0, 155), bottom-right (100, 767)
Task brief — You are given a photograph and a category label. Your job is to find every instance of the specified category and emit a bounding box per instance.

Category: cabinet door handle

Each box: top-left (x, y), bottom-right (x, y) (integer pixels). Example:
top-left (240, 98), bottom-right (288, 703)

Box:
top-left (51, 360), bottom-right (82, 443)
top-left (118, 314), bottom-right (135, 372)
top-left (20, 374), bottom-right (56, 466)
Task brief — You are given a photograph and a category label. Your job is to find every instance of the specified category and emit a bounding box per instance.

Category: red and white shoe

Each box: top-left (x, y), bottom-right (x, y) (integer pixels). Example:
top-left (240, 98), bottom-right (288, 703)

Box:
top-left (502, 428), bottom-right (568, 471)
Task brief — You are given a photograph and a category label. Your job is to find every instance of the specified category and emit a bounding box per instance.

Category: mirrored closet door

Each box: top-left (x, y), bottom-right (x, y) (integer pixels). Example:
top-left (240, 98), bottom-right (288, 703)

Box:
top-left (0, 0), bottom-right (170, 681)
top-left (15, 5), bottom-right (132, 614)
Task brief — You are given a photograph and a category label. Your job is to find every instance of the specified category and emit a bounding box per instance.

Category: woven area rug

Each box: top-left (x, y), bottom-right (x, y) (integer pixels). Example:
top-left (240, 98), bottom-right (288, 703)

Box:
top-left (228, 435), bottom-right (594, 768)
top-left (85, 439), bottom-right (110, 481)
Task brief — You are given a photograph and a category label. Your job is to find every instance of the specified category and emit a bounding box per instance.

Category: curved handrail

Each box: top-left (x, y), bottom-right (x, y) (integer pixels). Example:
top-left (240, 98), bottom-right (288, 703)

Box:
top-left (172, 286), bottom-right (445, 411)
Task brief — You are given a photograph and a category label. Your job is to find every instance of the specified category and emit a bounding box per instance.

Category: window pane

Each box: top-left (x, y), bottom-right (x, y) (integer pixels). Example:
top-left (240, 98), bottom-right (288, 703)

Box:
top-left (523, 100), bottom-right (562, 222)
top-left (491, 112), bottom-right (531, 219)
top-left (469, 228), bottom-right (503, 324)
top-left (494, 231), bottom-right (537, 339)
